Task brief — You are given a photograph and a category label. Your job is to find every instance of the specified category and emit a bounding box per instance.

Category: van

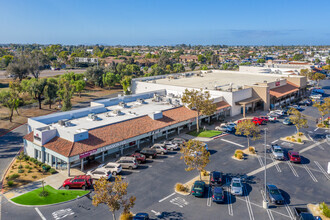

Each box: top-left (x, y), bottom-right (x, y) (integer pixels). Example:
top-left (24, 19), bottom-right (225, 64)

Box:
top-left (116, 157), bottom-right (138, 170)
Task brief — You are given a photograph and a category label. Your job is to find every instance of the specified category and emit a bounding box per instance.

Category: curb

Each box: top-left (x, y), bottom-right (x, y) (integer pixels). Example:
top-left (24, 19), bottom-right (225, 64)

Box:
top-left (5, 190), bottom-right (92, 208)
top-left (212, 133), bottom-right (229, 140)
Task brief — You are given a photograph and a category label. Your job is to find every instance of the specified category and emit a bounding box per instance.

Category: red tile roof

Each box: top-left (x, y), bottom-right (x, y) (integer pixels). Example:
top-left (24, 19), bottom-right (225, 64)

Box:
top-left (270, 81), bottom-right (299, 98)
top-left (24, 102), bottom-right (230, 157)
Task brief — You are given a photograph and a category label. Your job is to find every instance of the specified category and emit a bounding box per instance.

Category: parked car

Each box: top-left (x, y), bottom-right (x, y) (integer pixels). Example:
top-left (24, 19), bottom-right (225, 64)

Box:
top-left (191, 180), bottom-right (205, 197)
top-left (226, 122), bottom-right (237, 131)
top-left (230, 178), bottom-right (243, 196)
top-left (163, 141), bottom-right (179, 151)
top-left (128, 152), bottom-right (146, 164)
top-left (273, 110), bottom-right (285, 116)
top-left (326, 134), bottom-right (330, 143)
top-left (210, 171), bottom-right (223, 186)
top-left (151, 143), bottom-right (168, 155)
top-left (62, 175), bottom-right (93, 190)
top-left (87, 168), bottom-right (112, 180)
top-left (116, 157), bottom-right (138, 170)
top-left (266, 184), bottom-right (284, 205)
top-left (298, 99), bottom-right (313, 106)
top-left (212, 186), bottom-right (225, 203)
top-left (171, 137), bottom-right (186, 146)
top-left (267, 115), bottom-right (277, 122)
top-left (271, 144), bottom-right (285, 160)
top-left (256, 116), bottom-right (269, 123)
top-left (288, 151), bottom-right (301, 163)
top-left (293, 207), bottom-right (315, 220)
top-left (215, 123), bottom-right (230, 132)
top-left (102, 162), bottom-right (123, 175)
top-left (133, 213), bottom-right (150, 220)
top-left (283, 118), bottom-right (293, 125)
top-left (289, 105), bottom-right (304, 111)
top-left (140, 148), bottom-right (157, 159)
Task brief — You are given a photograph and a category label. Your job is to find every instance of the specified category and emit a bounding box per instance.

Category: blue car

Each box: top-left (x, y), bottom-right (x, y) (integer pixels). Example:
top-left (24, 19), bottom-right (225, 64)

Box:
top-left (212, 186), bottom-right (225, 203)
top-left (283, 118), bottom-right (293, 125)
top-left (133, 213), bottom-right (149, 220)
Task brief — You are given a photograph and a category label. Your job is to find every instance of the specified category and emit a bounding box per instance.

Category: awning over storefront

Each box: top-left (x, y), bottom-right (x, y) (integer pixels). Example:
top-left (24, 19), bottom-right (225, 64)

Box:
top-left (270, 82), bottom-right (299, 98)
top-left (216, 101), bottom-right (231, 110)
top-left (236, 97), bottom-right (262, 105)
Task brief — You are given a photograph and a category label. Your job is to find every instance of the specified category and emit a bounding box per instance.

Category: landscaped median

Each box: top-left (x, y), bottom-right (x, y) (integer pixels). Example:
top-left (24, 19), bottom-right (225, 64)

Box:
top-left (11, 185), bottom-right (89, 206)
top-left (188, 130), bottom-right (222, 138)
top-left (280, 132), bottom-right (309, 145)
top-left (175, 171), bottom-right (210, 195)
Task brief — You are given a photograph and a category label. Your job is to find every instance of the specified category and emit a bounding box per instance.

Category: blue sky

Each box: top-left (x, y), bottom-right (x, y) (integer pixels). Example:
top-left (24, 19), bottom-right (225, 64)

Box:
top-left (0, 0), bottom-right (329, 45)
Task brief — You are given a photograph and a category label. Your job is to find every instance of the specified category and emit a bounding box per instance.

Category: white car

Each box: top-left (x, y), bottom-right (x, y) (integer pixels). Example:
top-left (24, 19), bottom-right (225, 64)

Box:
top-left (267, 115), bottom-right (277, 122)
top-left (230, 178), bottom-right (243, 196)
top-left (87, 167), bottom-right (112, 180)
top-left (215, 123), bottom-right (230, 132)
top-left (163, 141), bottom-right (178, 151)
top-left (100, 162), bottom-right (122, 175)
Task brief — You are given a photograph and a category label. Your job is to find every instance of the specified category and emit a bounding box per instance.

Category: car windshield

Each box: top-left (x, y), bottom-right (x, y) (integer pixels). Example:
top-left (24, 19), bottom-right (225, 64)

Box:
top-left (292, 155), bottom-right (299, 158)
top-left (270, 189), bottom-right (280, 195)
top-left (232, 183), bottom-right (241, 187)
top-left (194, 186), bottom-right (202, 190)
top-left (274, 149), bottom-right (282, 153)
top-left (214, 192), bottom-right (223, 197)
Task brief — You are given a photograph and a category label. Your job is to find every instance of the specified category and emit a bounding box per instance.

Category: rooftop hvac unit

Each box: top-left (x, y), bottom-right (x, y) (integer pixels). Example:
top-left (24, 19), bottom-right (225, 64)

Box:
top-left (88, 113), bottom-right (98, 121)
top-left (119, 101), bottom-right (126, 108)
top-left (58, 119), bottom-right (69, 126)
top-left (113, 109), bottom-right (122, 116)
top-left (137, 98), bottom-right (144, 104)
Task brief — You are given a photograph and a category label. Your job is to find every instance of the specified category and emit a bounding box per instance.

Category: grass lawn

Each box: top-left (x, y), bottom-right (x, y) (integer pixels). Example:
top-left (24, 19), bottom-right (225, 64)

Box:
top-left (188, 130), bottom-right (222, 138)
top-left (11, 185), bottom-right (89, 205)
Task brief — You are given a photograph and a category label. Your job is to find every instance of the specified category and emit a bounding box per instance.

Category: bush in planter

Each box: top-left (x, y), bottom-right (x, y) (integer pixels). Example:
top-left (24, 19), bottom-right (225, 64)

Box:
top-left (286, 137), bottom-right (291, 141)
top-left (319, 202), bottom-right (330, 218)
top-left (175, 183), bottom-right (187, 192)
top-left (235, 149), bottom-right (243, 155)
top-left (201, 170), bottom-right (209, 176)
top-left (49, 168), bottom-right (57, 174)
top-left (7, 181), bottom-right (14, 187)
top-left (119, 212), bottom-right (133, 220)
top-left (249, 147), bottom-right (255, 154)
top-left (236, 152), bottom-right (243, 159)
top-left (39, 191), bottom-right (49, 197)
top-left (298, 132), bottom-right (303, 136)
top-left (9, 174), bottom-right (20, 180)
top-left (18, 165), bottom-right (23, 169)
top-left (32, 176), bottom-right (37, 179)
top-left (18, 169), bottom-right (24, 173)
top-left (291, 139), bottom-right (296, 142)
top-left (25, 165), bottom-right (30, 169)
top-left (297, 138), bottom-right (302, 143)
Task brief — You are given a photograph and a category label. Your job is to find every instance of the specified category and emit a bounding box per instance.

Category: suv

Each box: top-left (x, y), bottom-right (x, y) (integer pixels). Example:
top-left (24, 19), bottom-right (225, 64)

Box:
top-left (102, 162), bottom-right (122, 175)
top-left (87, 168), bottom-right (112, 180)
top-left (163, 141), bottom-right (179, 151)
top-left (151, 143), bottom-right (168, 155)
top-left (116, 157), bottom-right (138, 169)
top-left (140, 148), bottom-right (157, 159)
top-left (127, 152), bottom-right (146, 164)
top-left (210, 171), bottom-right (223, 186)
top-left (271, 144), bottom-right (285, 160)
top-left (171, 138), bottom-right (186, 146)
top-left (230, 177), bottom-right (243, 196)
top-left (63, 175), bottom-right (93, 190)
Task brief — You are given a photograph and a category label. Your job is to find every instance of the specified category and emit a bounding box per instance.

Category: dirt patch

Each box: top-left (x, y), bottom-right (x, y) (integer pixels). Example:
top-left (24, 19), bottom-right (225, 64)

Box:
top-left (307, 203), bottom-right (330, 220)
top-left (0, 84), bottom-right (122, 136)
top-left (2, 158), bottom-right (52, 192)
top-left (280, 133), bottom-right (309, 145)
top-left (242, 147), bottom-right (257, 156)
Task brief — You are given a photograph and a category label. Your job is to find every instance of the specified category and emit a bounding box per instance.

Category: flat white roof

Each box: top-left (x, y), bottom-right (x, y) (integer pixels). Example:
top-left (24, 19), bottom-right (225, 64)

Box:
top-left (154, 70), bottom-right (281, 91)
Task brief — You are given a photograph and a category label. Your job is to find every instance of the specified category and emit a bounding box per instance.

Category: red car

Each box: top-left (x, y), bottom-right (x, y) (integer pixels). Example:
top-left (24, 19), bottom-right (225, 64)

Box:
top-left (256, 116), bottom-right (269, 123)
top-left (288, 151), bottom-right (301, 163)
top-left (63, 175), bottom-right (93, 190)
top-left (237, 118), bottom-right (262, 125)
top-left (128, 152), bottom-right (146, 164)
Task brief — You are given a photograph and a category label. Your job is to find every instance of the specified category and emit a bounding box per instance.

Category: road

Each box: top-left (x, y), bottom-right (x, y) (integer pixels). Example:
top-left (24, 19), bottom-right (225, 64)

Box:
top-left (0, 69), bottom-right (87, 79)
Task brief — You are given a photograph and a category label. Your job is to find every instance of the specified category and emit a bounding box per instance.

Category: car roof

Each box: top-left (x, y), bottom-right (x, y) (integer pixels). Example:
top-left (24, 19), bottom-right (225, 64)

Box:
top-left (267, 184), bottom-right (278, 189)
top-left (194, 180), bottom-right (205, 185)
top-left (289, 151), bottom-right (299, 155)
top-left (213, 187), bottom-right (223, 193)
top-left (273, 145), bottom-right (282, 149)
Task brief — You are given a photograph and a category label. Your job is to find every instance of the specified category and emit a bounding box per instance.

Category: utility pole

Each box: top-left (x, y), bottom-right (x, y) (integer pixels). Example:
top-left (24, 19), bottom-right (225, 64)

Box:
top-left (263, 128), bottom-right (268, 209)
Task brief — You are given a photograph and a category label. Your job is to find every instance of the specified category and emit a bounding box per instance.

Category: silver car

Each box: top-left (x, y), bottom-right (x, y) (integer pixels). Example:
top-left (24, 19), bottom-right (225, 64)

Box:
top-left (271, 145), bottom-right (284, 160)
top-left (151, 144), bottom-right (168, 154)
top-left (230, 178), bottom-right (243, 196)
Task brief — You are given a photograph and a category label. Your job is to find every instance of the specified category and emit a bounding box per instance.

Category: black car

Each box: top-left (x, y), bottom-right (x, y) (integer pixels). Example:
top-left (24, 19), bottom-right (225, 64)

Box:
top-left (133, 213), bottom-right (149, 220)
top-left (266, 184), bottom-right (284, 205)
top-left (210, 171), bottom-right (223, 186)
top-left (139, 148), bottom-right (157, 159)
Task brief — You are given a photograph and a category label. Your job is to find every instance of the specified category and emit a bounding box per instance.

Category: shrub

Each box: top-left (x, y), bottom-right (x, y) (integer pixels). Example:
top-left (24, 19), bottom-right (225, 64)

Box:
top-left (234, 153), bottom-right (237, 158)
top-left (28, 170), bottom-right (32, 173)
top-left (25, 165), bottom-right (30, 169)
top-left (18, 169), bottom-right (24, 173)
top-left (235, 149), bottom-right (243, 155)
top-left (249, 147), bottom-right (255, 154)
top-left (7, 181), bottom-right (14, 187)
top-left (32, 176), bottom-right (37, 179)
top-left (298, 132), bottom-right (303, 136)
top-left (297, 138), bottom-right (302, 143)
top-left (286, 137), bottom-right (291, 141)
top-left (49, 168), bottom-right (57, 174)
top-left (291, 135), bottom-right (295, 138)
top-left (201, 170), bottom-right (209, 176)
top-left (175, 183), bottom-right (187, 192)
top-left (18, 165), bottom-right (23, 169)
top-left (236, 152), bottom-right (243, 159)
top-left (45, 165), bottom-right (51, 171)
top-left (29, 157), bottom-right (34, 162)
top-left (291, 139), bottom-right (296, 142)
top-left (34, 165), bottom-right (37, 168)
top-left (9, 174), bottom-right (20, 180)
top-left (319, 202), bottom-right (330, 218)
top-left (119, 212), bottom-right (133, 220)
top-left (39, 191), bottom-right (49, 197)
top-left (11, 165), bottom-right (16, 169)
top-left (10, 171), bottom-right (13, 173)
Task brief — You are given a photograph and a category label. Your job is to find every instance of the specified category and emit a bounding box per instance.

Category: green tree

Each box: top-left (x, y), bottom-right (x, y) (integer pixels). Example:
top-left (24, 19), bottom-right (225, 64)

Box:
top-left (57, 78), bottom-right (75, 111)
top-left (0, 55), bottom-right (14, 68)
top-left (235, 120), bottom-right (261, 147)
top-left (85, 66), bottom-right (105, 87)
top-left (103, 72), bottom-right (120, 89)
top-left (288, 108), bottom-right (308, 134)
top-left (92, 176), bottom-right (136, 220)
top-left (326, 57), bottom-right (330, 64)
top-left (121, 76), bottom-right (132, 95)
top-left (201, 65), bottom-right (208, 70)
top-left (172, 63), bottom-right (185, 73)
top-left (293, 54), bottom-right (304, 61)
top-left (314, 58), bottom-right (321, 64)
top-left (181, 89), bottom-right (216, 133)
top-left (313, 98), bottom-right (330, 122)
top-left (74, 80), bottom-right (86, 97)
top-left (27, 51), bottom-right (49, 79)
top-left (197, 55), bottom-right (206, 64)
top-left (0, 82), bottom-right (21, 122)
top-left (180, 140), bottom-right (210, 180)
top-left (44, 78), bottom-right (58, 109)
top-left (6, 53), bottom-right (29, 81)
top-left (58, 51), bottom-right (69, 63)
top-left (257, 58), bottom-right (266, 63)
top-left (23, 78), bottom-right (47, 109)
top-left (189, 61), bottom-right (197, 71)
top-left (222, 63), bottom-right (229, 70)
top-left (313, 72), bottom-right (326, 87)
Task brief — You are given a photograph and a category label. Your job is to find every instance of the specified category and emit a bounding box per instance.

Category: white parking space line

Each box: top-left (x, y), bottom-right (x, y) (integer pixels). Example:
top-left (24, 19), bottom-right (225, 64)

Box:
top-left (284, 203), bottom-right (295, 220)
top-left (167, 155), bottom-right (175, 158)
top-left (221, 139), bottom-right (245, 148)
top-left (260, 190), bottom-right (274, 220)
top-left (226, 179), bottom-right (233, 216)
top-left (270, 155), bottom-right (282, 173)
top-left (35, 208), bottom-right (46, 220)
top-left (303, 164), bottom-right (318, 182)
top-left (243, 186), bottom-right (255, 220)
top-left (314, 161), bottom-right (330, 180)
top-left (150, 159), bottom-right (164, 163)
top-left (159, 192), bottom-right (176, 203)
top-left (257, 155), bottom-right (264, 167)
top-left (314, 127), bottom-right (319, 132)
top-left (307, 134), bottom-right (314, 141)
top-left (271, 140), bottom-right (278, 144)
top-left (125, 169), bottom-right (140, 173)
top-left (207, 187), bottom-right (212, 207)
top-left (286, 161), bottom-right (299, 177)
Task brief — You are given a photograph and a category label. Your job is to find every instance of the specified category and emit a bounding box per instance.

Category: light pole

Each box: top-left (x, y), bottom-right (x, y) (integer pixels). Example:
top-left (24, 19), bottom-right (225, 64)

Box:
top-left (263, 128), bottom-right (269, 209)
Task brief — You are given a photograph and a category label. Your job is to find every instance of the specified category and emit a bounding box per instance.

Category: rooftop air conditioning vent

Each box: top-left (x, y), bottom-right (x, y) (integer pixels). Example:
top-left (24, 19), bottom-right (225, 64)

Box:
top-left (119, 101), bottom-right (127, 108)
top-left (264, 80), bottom-right (267, 83)
top-left (137, 98), bottom-right (144, 104)
top-left (87, 113), bottom-right (99, 121)
top-left (58, 119), bottom-right (69, 126)
top-left (113, 109), bottom-right (123, 116)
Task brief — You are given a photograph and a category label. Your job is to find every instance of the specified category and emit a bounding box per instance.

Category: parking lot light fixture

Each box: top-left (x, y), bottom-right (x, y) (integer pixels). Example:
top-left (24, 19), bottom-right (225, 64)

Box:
top-left (263, 128), bottom-right (269, 209)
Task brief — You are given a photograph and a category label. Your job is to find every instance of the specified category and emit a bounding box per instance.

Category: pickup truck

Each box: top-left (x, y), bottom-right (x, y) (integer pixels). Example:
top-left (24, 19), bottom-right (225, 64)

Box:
top-left (293, 207), bottom-right (315, 220)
